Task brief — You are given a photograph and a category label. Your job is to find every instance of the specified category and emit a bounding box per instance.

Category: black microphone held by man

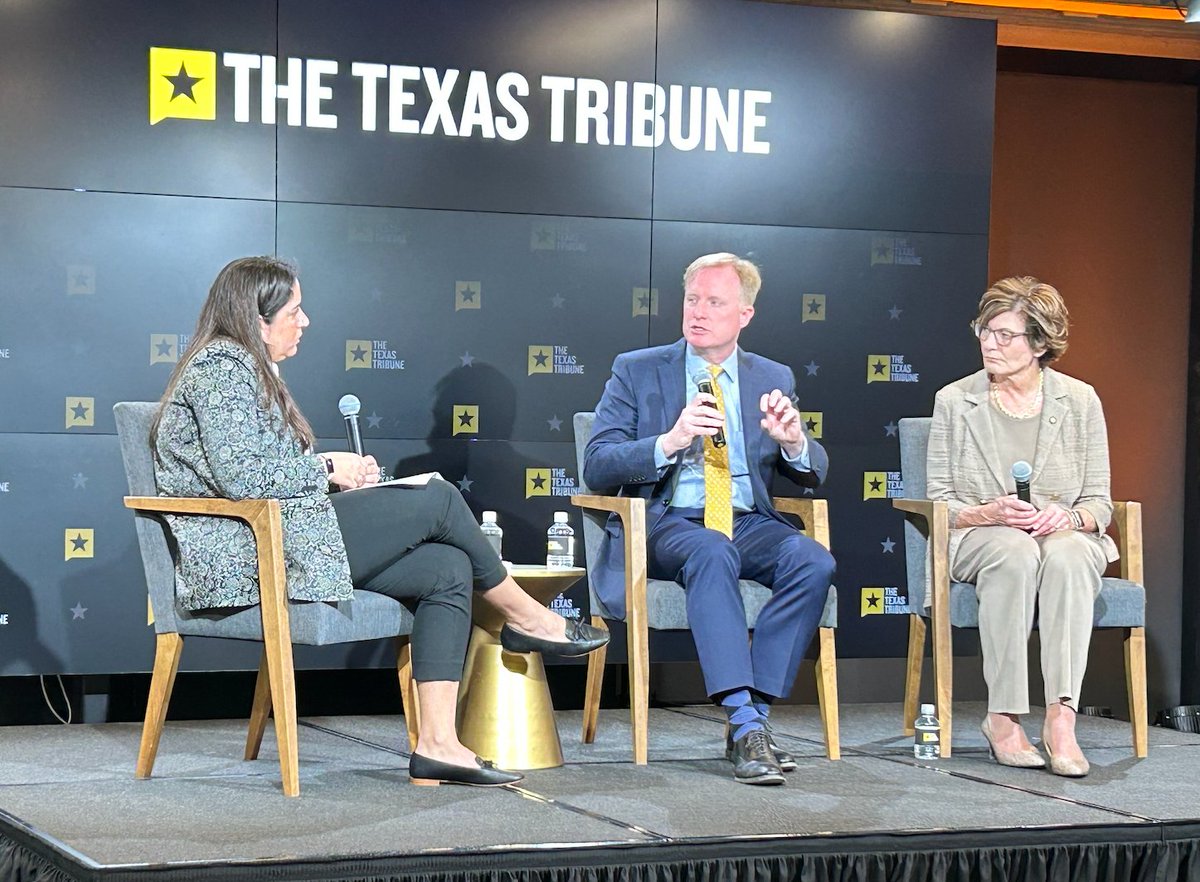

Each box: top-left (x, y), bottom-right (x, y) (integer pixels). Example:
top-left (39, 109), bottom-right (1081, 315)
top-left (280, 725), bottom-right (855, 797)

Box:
top-left (692, 369), bottom-right (727, 448)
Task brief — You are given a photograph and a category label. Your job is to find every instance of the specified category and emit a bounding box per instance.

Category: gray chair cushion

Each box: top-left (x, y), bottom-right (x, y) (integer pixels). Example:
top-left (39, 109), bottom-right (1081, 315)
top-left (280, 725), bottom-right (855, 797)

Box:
top-left (645, 579), bottom-right (838, 631)
top-left (573, 411), bottom-right (838, 632)
top-left (898, 416), bottom-right (1145, 631)
top-left (114, 401), bottom-right (413, 646)
top-left (178, 589), bottom-right (410, 645)
top-left (943, 578), bottom-right (1144, 629)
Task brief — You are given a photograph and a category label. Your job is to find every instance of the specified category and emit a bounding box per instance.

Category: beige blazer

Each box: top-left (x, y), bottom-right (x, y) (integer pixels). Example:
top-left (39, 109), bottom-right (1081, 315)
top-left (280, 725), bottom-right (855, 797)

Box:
top-left (926, 367), bottom-right (1119, 568)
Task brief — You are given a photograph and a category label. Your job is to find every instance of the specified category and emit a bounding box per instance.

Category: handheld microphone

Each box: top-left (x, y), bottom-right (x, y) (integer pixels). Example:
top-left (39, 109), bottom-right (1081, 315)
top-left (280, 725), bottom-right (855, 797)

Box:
top-left (692, 369), bottom-right (727, 449)
top-left (1011, 460), bottom-right (1032, 504)
top-left (338, 394), bottom-right (364, 456)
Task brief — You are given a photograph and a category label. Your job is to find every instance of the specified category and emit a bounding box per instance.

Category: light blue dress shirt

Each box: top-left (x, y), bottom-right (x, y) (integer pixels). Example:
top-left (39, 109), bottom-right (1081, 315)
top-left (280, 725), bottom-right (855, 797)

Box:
top-left (654, 346), bottom-right (811, 514)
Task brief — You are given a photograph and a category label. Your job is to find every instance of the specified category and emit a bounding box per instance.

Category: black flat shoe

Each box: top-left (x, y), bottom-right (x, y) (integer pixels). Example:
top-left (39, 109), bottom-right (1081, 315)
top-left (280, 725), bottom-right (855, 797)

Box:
top-left (408, 753), bottom-right (524, 787)
top-left (500, 619), bottom-right (610, 657)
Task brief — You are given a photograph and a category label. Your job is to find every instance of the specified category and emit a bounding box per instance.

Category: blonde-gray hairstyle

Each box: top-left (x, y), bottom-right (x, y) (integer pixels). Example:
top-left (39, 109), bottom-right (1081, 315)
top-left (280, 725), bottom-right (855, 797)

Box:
top-left (683, 253), bottom-right (762, 306)
top-left (975, 276), bottom-right (1070, 365)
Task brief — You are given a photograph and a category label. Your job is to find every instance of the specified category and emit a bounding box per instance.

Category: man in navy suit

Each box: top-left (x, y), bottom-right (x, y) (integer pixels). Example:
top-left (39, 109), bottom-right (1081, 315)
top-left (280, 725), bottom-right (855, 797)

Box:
top-left (583, 252), bottom-right (835, 785)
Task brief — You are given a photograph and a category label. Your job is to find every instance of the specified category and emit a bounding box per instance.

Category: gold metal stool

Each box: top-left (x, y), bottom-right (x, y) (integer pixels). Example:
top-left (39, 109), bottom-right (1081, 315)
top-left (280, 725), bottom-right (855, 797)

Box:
top-left (457, 564), bottom-right (585, 770)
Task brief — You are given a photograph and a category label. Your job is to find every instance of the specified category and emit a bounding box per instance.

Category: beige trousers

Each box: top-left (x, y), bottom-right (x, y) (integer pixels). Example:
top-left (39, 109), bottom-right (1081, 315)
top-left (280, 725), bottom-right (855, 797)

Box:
top-left (951, 526), bottom-right (1107, 714)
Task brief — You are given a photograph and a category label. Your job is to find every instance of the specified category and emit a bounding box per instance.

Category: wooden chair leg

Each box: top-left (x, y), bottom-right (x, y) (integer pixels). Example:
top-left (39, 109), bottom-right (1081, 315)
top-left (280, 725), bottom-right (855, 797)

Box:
top-left (244, 649), bottom-right (272, 760)
top-left (259, 612), bottom-right (299, 797)
top-left (903, 614), bottom-right (926, 736)
top-left (397, 637), bottom-right (420, 752)
top-left (932, 611), bottom-right (953, 758)
top-left (628, 621), bottom-right (650, 765)
top-left (815, 627), bottom-right (840, 760)
top-left (581, 617), bottom-right (608, 745)
top-left (136, 632), bottom-right (183, 779)
top-left (1125, 626), bottom-right (1148, 758)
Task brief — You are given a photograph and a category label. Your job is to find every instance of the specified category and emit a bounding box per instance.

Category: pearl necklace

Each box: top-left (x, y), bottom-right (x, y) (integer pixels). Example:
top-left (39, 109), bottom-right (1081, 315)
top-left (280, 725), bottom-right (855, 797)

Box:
top-left (990, 370), bottom-right (1043, 420)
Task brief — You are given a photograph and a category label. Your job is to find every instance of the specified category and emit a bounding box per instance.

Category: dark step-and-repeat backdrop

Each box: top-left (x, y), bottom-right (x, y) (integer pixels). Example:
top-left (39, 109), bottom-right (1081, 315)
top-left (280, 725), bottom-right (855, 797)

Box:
top-left (0, 0), bottom-right (994, 675)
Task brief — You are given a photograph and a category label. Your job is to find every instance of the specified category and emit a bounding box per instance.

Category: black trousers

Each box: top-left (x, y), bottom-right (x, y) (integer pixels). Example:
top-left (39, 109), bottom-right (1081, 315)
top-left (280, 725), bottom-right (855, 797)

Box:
top-left (329, 480), bottom-right (507, 682)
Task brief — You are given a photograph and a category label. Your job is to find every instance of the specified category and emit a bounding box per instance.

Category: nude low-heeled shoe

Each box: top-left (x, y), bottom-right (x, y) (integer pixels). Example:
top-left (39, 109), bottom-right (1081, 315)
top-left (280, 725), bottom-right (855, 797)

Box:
top-left (1042, 730), bottom-right (1090, 778)
top-left (980, 718), bottom-right (1047, 769)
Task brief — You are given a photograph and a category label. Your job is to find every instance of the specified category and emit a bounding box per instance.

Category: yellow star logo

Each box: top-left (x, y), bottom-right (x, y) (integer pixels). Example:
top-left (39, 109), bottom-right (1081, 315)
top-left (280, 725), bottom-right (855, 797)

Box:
top-left (863, 471), bottom-right (887, 501)
top-left (799, 411), bottom-right (823, 440)
top-left (452, 404), bottom-right (478, 436)
top-left (65, 397), bottom-right (94, 429)
top-left (526, 468), bottom-right (551, 498)
top-left (455, 281), bottom-right (481, 311)
top-left (149, 47), bottom-right (217, 125)
top-left (65, 528), bottom-right (94, 561)
top-left (528, 345), bottom-right (553, 375)
top-left (867, 355), bottom-right (891, 383)
top-left (870, 236), bottom-right (895, 266)
top-left (801, 294), bottom-right (825, 322)
top-left (860, 587), bottom-right (884, 616)
top-left (531, 222), bottom-right (556, 251)
top-left (632, 287), bottom-right (658, 317)
top-left (346, 340), bottom-right (372, 371)
top-left (150, 334), bottom-right (178, 365)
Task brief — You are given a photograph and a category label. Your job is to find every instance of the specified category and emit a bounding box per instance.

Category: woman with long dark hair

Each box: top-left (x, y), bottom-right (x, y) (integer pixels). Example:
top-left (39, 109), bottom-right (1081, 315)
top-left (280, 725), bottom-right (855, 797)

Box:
top-left (152, 256), bottom-right (607, 787)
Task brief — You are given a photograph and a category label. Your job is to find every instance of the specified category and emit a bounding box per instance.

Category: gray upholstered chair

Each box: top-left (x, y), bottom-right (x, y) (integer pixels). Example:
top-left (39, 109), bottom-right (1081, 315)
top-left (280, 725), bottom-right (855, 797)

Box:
top-left (893, 416), bottom-right (1147, 758)
top-left (571, 411), bottom-right (840, 764)
top-left (114, 402), bottom-right (418, 796)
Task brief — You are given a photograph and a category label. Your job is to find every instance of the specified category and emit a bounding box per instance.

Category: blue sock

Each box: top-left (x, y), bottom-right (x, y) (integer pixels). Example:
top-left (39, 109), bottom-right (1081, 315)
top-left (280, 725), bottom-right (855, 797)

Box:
top-left (752, 701), bottom-right (771, 725)
top-left (720, 689), bottom-right (763, 741)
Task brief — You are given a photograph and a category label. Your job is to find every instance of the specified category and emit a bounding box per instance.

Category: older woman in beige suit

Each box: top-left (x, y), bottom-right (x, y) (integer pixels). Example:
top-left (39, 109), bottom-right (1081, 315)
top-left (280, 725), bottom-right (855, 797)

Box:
top-left (927, 277), bottom-right (1118, 777)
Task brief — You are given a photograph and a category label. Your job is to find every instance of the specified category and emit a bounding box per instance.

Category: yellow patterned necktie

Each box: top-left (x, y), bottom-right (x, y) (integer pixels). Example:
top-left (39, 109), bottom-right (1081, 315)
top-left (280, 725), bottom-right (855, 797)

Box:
top-left (703, 364), bottom-right (734, 538)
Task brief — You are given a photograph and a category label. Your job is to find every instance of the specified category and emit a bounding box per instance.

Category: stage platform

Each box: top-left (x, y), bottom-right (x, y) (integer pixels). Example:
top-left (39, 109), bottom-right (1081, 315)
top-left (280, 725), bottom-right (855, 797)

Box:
top-left (3, 701), bottom-right (1200, 881)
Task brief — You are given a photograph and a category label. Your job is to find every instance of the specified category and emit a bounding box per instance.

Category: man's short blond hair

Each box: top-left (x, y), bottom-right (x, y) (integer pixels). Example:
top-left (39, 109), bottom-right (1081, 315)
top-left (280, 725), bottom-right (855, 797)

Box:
top-left (683, 253), bottom-right (763, 306)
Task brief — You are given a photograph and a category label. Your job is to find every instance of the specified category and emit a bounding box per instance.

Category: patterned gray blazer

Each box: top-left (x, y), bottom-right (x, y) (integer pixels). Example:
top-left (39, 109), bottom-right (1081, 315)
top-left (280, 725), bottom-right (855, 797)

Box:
top-left (154, 340), bottom-right (353, 611)
top-left (926, 367), bottom-right (1119, 567)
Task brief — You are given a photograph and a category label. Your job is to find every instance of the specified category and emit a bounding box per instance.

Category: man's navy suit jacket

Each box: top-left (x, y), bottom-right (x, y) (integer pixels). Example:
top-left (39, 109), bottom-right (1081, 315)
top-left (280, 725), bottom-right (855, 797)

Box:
top-left (582, 339), bottom-right (829, 619)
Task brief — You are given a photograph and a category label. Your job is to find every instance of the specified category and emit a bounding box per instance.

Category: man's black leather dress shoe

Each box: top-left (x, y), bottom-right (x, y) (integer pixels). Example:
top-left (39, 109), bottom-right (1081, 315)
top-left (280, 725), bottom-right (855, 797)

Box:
top-left (726, 721), bottom-right (796, 772)
top-left (499, 619), bottom-right (610, 657)
top-left (408, 753), bottom-right (524, 787)
top-left (728, 729), bottom-right (785, 785)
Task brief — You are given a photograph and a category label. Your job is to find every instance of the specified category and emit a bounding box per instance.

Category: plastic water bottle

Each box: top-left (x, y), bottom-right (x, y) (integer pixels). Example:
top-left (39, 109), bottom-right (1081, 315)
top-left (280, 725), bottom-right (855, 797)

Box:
top-left (913, 703), bottom-right (941, 759)
top-left (546, 511), bottom-right (575, 568)
top-left (480, 510), bottom-right (503, 560)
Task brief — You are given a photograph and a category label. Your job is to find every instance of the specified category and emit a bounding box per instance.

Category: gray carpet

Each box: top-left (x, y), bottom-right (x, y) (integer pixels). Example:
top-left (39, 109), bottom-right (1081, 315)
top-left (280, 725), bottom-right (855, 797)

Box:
top-left (1, 703), bottom-right (1196, 869)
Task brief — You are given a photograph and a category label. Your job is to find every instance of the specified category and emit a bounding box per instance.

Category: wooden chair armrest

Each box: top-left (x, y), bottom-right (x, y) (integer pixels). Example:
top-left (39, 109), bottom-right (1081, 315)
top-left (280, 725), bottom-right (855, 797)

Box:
top-left (1111, 501), bottom-right (1144, 585)
top-left (773, 497), bottom-right (830, 552)
top-left (571, 494), bottom-right (647, 628)
top-left (125, 495), bottom-right (274, 521)
top-left (892, 497), bottom-right (951, 622)
top-left (124, 495), bottom-right (290, 631)
top-left (892, 498), bottom-right (942, 519)
top-left (572, 494), bottom-right (642, 518)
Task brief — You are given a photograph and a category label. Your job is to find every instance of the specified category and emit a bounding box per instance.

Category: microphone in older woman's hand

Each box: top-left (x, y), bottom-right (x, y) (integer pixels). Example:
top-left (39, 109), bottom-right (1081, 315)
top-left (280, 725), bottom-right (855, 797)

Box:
top-left (691, 369), bottom-right (726, 448)
top-left (1011, 460), bottom-right (1032, 504)
top-left (338, 394), bottom-right (364, 456)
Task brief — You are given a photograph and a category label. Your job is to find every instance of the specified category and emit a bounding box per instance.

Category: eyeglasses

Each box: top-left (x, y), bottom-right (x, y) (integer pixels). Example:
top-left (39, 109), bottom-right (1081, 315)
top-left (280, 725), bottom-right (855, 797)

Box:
top-left (972, 323), bottom-right (1028, 346)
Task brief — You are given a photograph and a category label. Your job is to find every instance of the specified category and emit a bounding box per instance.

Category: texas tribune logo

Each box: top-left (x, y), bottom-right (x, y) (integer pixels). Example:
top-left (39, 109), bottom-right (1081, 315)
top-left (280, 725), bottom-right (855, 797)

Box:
top-left (346, 340), bottom-right (405, 371)
top-left (527, 345), bottom-right (585, 376)
top-left (866, 355), bottom-right (919, 384)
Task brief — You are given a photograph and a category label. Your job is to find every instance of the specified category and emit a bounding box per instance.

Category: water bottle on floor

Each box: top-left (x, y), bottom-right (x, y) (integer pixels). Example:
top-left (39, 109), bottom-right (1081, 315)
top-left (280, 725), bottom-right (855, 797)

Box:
top-left (546, 511), bottom-right (574, 568)
top-left (480, 510), bottom-right (503, 559)
top-left (913, 704), bottom-right (941, 759)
